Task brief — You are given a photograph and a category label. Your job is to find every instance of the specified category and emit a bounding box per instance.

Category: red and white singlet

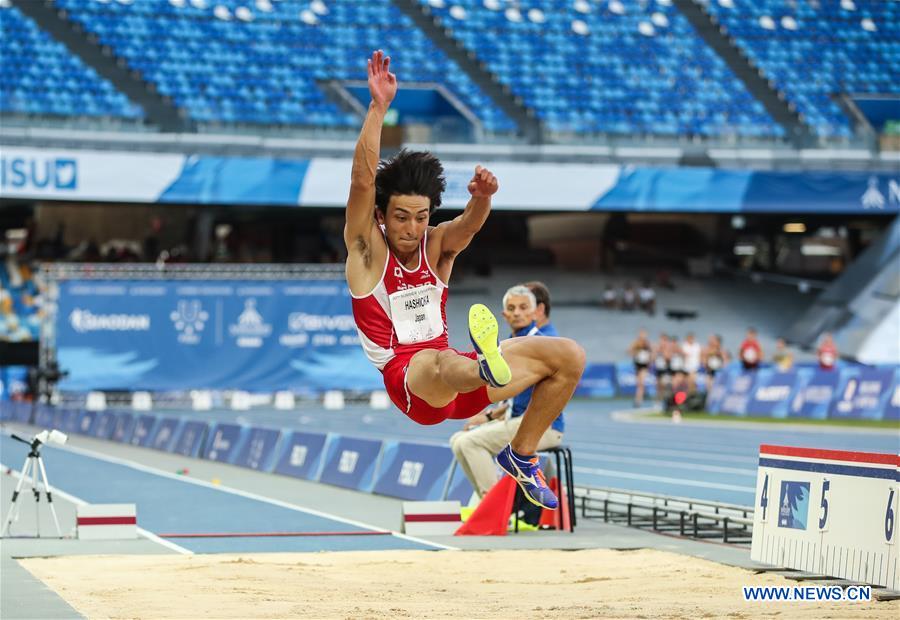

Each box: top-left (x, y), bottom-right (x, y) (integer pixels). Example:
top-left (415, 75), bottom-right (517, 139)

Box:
top-left (350, 228), bottom-right (449, 372)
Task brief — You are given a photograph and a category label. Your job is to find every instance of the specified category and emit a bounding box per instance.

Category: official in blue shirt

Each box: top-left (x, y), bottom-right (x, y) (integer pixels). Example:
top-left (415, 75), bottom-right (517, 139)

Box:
top-left (449, 283), bottom-right (565, 498)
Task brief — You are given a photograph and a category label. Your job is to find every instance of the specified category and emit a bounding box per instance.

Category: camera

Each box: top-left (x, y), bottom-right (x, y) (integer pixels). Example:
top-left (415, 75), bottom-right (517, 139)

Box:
top-left (34, 429), bottom-right (68, 446)
top-left (27, 360), bottom-right (69, 402)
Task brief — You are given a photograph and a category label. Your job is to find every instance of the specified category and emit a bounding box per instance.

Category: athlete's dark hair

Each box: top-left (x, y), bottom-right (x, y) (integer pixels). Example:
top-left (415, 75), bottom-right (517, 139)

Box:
top-left (525, 281), bottom-right (551, 318)
top-left (375, 149), bottom-right (446, 214)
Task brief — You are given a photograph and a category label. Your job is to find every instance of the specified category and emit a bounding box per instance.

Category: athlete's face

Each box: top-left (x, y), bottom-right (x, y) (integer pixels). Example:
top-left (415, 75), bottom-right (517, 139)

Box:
top-left (378, 195), bottom-right (430, 254)
top-left (503, 294), bottom-right (536, 332)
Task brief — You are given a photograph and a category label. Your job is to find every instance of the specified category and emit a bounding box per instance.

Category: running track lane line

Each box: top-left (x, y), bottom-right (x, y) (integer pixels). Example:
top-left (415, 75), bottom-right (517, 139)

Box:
top-left (0, 461), bottom-right (192, 555)
top-left (46, 441), bottom-right (458, 551)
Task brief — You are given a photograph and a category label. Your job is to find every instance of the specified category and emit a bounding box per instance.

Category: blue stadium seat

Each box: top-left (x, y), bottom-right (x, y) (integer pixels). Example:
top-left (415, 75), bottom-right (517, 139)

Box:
top-left (0, 4), bottom-right (142, 120)
top-left (704, 0), bottom-right (898, 139)
top-left (420, 0), bottom-right (784, 138)
top-left (51, 0), bottom-right (516, 132)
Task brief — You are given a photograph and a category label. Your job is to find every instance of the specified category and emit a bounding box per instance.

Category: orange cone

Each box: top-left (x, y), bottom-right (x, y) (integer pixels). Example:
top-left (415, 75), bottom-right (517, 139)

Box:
top-left (454, 476), bottom-right (517, 536)
top-left (537, 477), bottom-right (571, 531)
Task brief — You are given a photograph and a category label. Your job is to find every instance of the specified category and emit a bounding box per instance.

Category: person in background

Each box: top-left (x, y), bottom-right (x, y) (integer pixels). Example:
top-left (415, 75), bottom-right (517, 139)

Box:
top-left (524, 281), bottom-right (556, 336)
top-left (702, 334), bottom-right (729, 380)
top-left (739, 327), bottom-right (763, 371)
top-left (601, 284), bottom-right (619, 310)
top-left (681, 332), bottom-right (702, 392)
top-left (668, 335), bottom-right (686, 385)
top-left (629, 328), bottom-right (653, 406)
top-left (772, 338), bottom-right (794, 372)
top-left (638, 280), bottom-right (656, 315)
top-left (653, 333), bottom-right (672, 400)
top-left (817, 332), bottom-right (838, 370)
top-left (621, 282), bottom-right (637, 311)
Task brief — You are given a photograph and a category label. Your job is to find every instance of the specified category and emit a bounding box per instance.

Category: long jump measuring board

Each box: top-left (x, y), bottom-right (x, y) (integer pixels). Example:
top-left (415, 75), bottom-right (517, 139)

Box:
top-left (751, 445), bottom-right (899, 589)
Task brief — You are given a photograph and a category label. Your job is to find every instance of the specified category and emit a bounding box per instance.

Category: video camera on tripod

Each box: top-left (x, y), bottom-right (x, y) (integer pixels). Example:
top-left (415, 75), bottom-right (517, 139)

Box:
top-left (1, 429), bottom-right (68, 538)
top-left (27, 361), bottom-right (69, 402)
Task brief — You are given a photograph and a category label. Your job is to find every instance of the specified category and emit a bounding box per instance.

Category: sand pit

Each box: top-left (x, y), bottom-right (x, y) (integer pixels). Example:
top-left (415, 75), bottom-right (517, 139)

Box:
top-left (20, 548), bottom-right (897, 619)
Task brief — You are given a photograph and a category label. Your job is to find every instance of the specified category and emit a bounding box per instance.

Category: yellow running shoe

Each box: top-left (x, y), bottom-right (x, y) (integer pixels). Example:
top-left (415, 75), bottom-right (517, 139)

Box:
top-left (468, 303), bottom-right (511, 387)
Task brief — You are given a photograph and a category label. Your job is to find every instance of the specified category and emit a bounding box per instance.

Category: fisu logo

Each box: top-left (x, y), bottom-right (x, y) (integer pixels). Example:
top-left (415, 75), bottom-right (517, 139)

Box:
top-left (1, 156), bottom-right (77, 191)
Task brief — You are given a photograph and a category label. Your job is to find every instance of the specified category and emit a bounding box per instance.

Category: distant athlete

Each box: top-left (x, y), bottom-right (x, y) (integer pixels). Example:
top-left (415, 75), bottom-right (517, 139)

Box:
top-left (345, 51), bottom-right (585, 509)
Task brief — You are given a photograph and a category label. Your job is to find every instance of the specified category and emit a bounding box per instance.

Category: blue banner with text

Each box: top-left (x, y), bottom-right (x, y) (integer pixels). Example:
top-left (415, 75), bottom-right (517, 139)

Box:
top-left (56, 280), bottom-right (382, 393)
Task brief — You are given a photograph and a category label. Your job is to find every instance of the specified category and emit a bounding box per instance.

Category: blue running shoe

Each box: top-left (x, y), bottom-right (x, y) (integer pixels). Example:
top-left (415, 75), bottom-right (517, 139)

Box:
top-left (468, 303), bottom-right (511, 388)
top-left (496, 444), bottom-right (558, 510)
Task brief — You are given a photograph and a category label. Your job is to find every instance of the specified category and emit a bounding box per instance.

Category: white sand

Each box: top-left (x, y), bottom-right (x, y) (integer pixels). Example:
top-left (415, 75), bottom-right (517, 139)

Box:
top-left (20, 548), bottom-right (897, 619)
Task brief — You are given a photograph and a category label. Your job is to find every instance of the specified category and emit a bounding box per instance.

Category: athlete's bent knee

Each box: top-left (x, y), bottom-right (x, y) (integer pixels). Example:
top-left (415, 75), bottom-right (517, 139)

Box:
top-left (552, 337), bottom-right (586, 372)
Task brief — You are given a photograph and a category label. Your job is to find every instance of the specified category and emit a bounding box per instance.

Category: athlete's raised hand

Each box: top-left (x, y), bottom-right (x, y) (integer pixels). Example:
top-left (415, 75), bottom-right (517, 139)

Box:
top-left (467, 165), bottom-right (499, 198)
top-left (367, 49), bottom-right (397, 109)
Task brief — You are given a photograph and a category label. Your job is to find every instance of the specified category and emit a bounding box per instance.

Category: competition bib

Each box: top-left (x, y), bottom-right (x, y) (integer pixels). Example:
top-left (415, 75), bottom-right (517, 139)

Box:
top-left (670, 355), bottom-right (685, 372)
top-left (635, 349), bottom-right (651, 364)
top-left (742, 347), bottom-right (758, 363)
top-left (708, 355), bottom-right (722, 370)
top-left (821, 351), bottom-right (835, 366)
top-left (388, 284), bottom-right (444, 345)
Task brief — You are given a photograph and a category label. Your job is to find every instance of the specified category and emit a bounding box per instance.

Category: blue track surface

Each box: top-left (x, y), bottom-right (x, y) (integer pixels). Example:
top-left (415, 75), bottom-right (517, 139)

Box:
top-left (173, 399), bottom-right (898, 507)
top-left (0, 435), bottom-right (432, 554)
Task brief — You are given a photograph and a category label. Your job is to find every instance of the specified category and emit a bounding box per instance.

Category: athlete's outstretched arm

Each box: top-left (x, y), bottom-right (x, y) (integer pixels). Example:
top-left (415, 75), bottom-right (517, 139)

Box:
top-left (344, 50), bottom-right (397, 253)
top-left (434, 165), bottom-right (498, 257)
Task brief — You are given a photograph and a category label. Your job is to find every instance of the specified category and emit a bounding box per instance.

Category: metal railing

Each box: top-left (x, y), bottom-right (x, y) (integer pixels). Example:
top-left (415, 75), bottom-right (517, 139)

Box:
top-left (575, 485), bottom-right (754, 545)
top-left (41, 262), bottom-right (346, 281)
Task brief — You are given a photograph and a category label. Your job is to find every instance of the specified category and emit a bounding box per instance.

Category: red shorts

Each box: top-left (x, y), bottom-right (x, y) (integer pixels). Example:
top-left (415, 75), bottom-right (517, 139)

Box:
top-left (382, 348), bottom-right (492, 426)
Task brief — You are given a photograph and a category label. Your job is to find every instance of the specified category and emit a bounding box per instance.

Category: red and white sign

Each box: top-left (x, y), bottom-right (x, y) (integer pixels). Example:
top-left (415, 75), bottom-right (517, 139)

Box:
top-left (402, 501), bottom-right (461, 536)
top-left (76, 504), bottom-right (137, 540)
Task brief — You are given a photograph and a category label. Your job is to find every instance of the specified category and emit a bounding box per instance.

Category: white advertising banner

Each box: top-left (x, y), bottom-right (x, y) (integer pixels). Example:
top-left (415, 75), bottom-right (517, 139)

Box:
top-left (0, 146), bottom-right (185, 201)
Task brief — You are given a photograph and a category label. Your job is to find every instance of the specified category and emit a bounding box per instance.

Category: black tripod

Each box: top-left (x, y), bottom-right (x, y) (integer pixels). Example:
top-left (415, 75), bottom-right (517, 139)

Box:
top-left (1, 434), bottom-right (62, 538)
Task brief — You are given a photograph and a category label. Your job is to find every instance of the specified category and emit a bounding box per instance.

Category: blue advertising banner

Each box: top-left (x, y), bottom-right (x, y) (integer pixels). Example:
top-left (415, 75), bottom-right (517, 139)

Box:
top-left (372, 442), bottom-right (454, 501)
top-left (149, 417), bottom-right (180, 452)
top-left (593, 167), bottom-right (899, 214)
top-left (91, 411), bottom-right (118, 439)
top-left (788, 369), bottom-right (840, 419)
top-left (830, 366), bottom-right (896, 420)
top-left (49, 408), bottom-right (66, 431)
top-left (56, 280), bottom-right (382, 393)
top-left (746, 369), bottom-right (803, 418)
top-left (706, 366), bottom-right (740, 414)
top-left (273, 431), bottom-right (328, 480)
top-left (111, 412), bottom-right (136, 443)
top-left (59, 409), bottom-right (79, 434)
top-left (720, 370), bottom-right (759, 415)
top-left (11, 402), bottom-right (31, 423)
top-left (204, 423), bottom-right (245, 463)
top-left (75, 411), bottom-right (97, 435)
top-left (171, 420), bottom-right (208, 457)
top-left (445, 466), bottom-right (475, 505)
top-left (884, 371), bottom-right (900, 421)
top-left (575, 363), bottom-right (617, 398)
top-left (234, 427), bottom-right (282, 472)
top-left (614, 361), bottom-right (657, 398)
top-left (319, 436), bottom-right (383, 492)
top-left (130, 414), bottom-right (157, 447)
top-left (34, 406), bottom-right (54, 428)
top-left (4, 147), bottom-right (899, 214)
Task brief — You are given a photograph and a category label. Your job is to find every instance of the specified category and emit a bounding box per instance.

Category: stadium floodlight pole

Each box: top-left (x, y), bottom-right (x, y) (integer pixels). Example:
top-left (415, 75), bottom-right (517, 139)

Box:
top-left (1, 433), bottom-right (63, 538)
